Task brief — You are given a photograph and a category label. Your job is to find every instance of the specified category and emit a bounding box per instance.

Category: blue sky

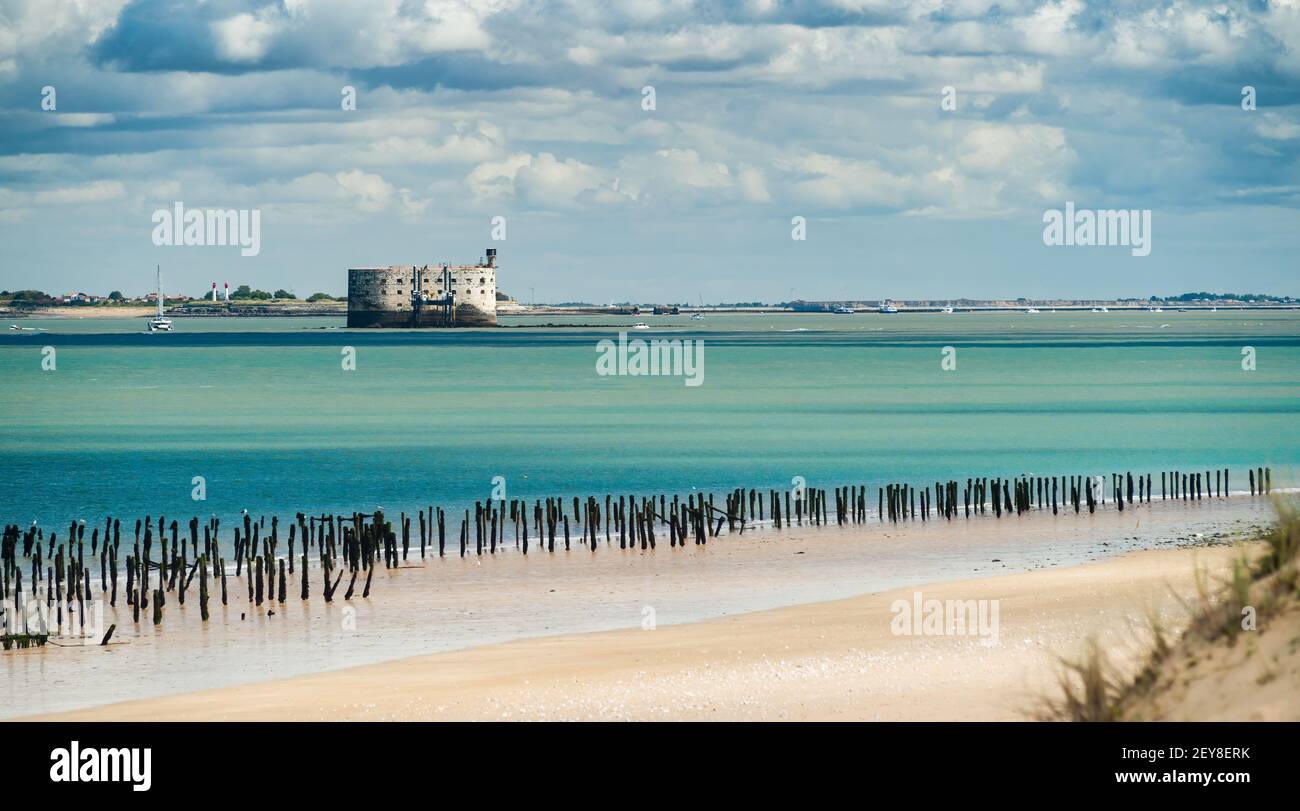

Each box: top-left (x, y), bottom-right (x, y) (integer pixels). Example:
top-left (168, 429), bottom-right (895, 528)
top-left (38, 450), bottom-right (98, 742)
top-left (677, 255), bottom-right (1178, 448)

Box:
top-left (0, 0), bottom-right (1297, 302)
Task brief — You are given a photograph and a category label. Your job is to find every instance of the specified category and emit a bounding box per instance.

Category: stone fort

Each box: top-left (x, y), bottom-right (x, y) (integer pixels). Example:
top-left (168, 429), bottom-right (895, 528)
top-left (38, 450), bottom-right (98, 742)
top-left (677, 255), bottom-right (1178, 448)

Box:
top-left (347, 248), bottom-right (497, 327)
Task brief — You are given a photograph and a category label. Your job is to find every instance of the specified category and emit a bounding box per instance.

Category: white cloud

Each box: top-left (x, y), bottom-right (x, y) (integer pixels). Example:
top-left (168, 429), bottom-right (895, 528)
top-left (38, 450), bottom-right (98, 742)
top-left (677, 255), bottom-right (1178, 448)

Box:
top-left (614, 148), bottom-right (774, 205)
top-left (0, 0), bottom-right (128, 65)
top-left (781, 152), bottom-right (916, 210)
top-left (360, 122), bottom-right (505, 166)
top-left (514, 153), bottom-right (616, 206)
top-left (333, 170), bottom-right (395, 212)
top-left (202, 0), bottom-right (508, 69)
top-left (466, 151), bottom-right (639, 207)
top-left (51, 113), bottom-right (116, 128)
top-left (467, 153), bottom-right (535, 201)
top-left (211, 13), bottom-right (278, 63)
top-left (736, 166), bottom-right (770, 203)
top-left (1255, 113), bottom-right (1300, 141)
top-left (33, 180), bottom-right (126, 205)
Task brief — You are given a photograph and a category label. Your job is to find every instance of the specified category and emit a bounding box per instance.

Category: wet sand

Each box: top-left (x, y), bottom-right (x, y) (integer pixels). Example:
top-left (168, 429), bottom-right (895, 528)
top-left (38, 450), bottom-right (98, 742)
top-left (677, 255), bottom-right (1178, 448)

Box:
top-left (24, 543), bottom-right (1254, 721)
top-left (3, 495), bottom-right (1281, 720)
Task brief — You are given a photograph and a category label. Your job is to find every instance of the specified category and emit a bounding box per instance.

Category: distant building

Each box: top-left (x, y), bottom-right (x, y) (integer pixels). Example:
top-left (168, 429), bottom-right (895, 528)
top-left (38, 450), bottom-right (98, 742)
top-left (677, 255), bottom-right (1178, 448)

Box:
top-left (347, 248), bottom-right (498, 328)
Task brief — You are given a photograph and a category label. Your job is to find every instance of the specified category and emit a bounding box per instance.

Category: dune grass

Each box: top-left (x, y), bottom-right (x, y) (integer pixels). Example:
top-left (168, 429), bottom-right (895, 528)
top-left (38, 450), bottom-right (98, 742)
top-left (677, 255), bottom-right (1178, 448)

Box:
top-left (1040, 499), bottom-right (1300, 721)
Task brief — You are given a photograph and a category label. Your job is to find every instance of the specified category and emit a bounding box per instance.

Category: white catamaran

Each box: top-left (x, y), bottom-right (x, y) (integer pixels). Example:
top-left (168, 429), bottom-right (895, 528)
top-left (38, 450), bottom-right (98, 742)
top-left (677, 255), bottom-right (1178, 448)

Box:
top-left (147, 265), bottom-right (174, 332)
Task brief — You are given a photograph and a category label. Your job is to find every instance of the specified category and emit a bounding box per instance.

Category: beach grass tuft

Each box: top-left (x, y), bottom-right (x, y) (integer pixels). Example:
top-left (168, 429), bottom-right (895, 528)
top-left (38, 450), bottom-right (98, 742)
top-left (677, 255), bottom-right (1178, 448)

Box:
top-left (1040, 498), bottom-right (1300, 721)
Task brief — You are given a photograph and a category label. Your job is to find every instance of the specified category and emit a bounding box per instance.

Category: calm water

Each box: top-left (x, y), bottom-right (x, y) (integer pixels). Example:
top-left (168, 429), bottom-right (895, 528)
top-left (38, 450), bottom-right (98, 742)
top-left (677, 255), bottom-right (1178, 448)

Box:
top-left (1, 311), bottom-right (1297, 528)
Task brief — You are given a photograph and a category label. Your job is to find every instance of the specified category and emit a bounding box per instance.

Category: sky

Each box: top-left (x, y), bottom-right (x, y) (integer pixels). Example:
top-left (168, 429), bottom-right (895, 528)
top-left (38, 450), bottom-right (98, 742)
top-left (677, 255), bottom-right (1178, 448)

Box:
top-left (0, 0), bottom-right (1297, 303)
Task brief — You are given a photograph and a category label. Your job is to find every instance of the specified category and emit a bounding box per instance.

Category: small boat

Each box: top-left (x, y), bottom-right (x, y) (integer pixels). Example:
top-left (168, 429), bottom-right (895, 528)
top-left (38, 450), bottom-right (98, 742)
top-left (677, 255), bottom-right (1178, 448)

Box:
top-left (147, 265), bottom-right (174, 333)
top-left (8, 324), bottom-right (45, 333)
top-left (941, 306), bottom-right (954, 314)
top-left (631, 322), bottom-right (650, 330)
top-left (690, 313), bottom-right (705, 320)
top-left (878, 301), bottom-right (899, 314)
top-left (1025, 307), bottom-right (1040, 314)
top-left (833, 306), bottom-right (854, 314)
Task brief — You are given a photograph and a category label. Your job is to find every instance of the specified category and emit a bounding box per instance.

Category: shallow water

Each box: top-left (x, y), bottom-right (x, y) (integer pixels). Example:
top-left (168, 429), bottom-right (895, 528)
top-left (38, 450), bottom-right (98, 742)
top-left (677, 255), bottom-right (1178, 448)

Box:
top-left (1, 311), bottom-right (1296, 528)
top-left (0, 494), bottom-right (1282, 718)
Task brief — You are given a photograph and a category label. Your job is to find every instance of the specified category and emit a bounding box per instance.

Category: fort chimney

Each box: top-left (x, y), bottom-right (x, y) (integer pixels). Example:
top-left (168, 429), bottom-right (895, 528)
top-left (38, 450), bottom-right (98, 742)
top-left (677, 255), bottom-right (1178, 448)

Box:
top-left (486, 248), bottom-right (497, 268)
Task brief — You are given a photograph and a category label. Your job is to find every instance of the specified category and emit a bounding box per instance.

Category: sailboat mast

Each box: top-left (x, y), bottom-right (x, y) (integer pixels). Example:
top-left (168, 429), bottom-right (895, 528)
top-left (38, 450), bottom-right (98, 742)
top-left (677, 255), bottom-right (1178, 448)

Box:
top-left (156, 265), bottom-right (163, 318)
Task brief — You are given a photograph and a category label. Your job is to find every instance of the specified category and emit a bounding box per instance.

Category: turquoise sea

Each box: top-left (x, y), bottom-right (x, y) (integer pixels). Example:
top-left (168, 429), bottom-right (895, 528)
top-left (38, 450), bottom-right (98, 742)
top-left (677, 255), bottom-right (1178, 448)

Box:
top-left (1, 310), bottom-right (1297, 528)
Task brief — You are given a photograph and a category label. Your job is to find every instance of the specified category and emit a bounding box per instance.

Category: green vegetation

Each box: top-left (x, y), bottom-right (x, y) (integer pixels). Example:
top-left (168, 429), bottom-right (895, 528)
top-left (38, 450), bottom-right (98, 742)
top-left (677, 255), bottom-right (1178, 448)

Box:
top-left (306, 292), bottom-right (336, 302)
top-left (274, 289), bottom-right (296, 300)
top-left (0, 289), bottom-right (56, 303)
top-left (1155, 291), bottom-right (1296, 303)
top-left (232, 284), bottom-right (272, 300)
top-left (1041, 501), bottom-right (1300, 721)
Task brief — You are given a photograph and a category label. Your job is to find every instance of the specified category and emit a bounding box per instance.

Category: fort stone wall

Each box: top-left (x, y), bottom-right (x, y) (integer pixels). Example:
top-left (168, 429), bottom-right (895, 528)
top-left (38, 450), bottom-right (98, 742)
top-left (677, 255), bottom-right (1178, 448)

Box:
top-left (347, 249), bottom-right (498, 327)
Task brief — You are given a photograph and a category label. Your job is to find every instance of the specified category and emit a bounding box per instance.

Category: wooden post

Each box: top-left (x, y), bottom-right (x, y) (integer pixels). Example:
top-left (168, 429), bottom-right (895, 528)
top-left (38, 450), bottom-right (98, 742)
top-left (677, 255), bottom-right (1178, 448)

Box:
top-left (199, 556), bottom-right (210, 621)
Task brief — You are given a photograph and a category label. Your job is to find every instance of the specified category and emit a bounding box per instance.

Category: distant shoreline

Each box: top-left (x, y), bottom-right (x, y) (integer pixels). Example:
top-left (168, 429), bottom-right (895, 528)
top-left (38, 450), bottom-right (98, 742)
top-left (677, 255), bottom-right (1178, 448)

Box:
top-left (5, 303), bottom-right (1298, 319)
top-left (2, 303), bottom-right (346, 319)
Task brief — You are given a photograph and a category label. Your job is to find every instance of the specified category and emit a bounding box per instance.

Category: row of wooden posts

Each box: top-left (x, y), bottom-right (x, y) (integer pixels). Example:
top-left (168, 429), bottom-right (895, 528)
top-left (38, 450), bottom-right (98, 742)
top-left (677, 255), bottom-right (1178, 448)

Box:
top-left (0, 465), bottom-right (1276, 638)
top-left (871, 467), bottom-right (1272, 523)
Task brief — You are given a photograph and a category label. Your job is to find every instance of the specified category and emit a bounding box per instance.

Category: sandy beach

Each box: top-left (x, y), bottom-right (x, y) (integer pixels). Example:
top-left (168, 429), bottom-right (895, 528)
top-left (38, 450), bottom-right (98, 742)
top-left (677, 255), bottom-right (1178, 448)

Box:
top-left (22, 542), bottom-right (1253, 722)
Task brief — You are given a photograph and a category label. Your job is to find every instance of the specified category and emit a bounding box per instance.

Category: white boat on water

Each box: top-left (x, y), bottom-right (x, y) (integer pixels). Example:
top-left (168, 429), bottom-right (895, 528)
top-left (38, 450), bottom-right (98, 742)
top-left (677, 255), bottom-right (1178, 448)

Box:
top-left (941, 306), bottom-right (954, 314)
top-left (833, 306), bottom-right (854, 314)
top-left (690, 313), bottom-right (704, 320)
top-left (1025, 307), bottom-right (1040, 313)
top-left (631, 322), bottom-right (650, 330)
top-left (147, 265), bottom-right (174, 333)
top-left (878, 301), bottom-right (899, 314)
